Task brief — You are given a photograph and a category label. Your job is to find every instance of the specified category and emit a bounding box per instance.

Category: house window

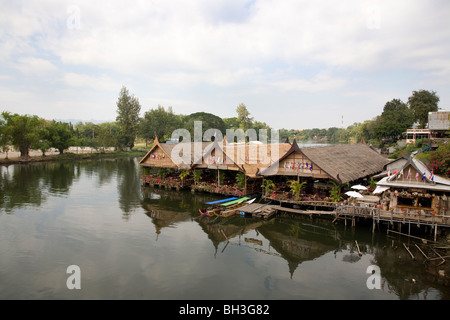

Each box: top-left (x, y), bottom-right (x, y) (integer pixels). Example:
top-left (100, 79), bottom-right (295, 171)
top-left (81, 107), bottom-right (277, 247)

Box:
top-left (417, 197), bottom-right (432, 208)
top-left (397, 196), bottom-right (415, 207)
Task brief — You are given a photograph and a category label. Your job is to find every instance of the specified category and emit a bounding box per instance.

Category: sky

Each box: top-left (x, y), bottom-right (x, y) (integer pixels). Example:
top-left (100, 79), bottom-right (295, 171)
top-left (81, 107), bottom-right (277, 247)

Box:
top-left (1, 0), bottom-right (450, 130)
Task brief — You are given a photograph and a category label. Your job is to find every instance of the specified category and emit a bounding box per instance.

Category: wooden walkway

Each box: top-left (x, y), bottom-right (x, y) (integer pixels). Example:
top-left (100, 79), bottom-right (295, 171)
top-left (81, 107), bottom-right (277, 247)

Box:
top-left (240, 202), bottom-right (450, 232)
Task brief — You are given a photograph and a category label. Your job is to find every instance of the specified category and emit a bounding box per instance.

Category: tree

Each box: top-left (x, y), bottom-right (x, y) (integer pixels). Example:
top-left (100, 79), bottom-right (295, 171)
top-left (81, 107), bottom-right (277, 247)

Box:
top-left (42, 121), bottom-right (75, 154)
top-left (0, 115), bottom-right (11, 159)
top-left (139, 105), bottom-right (181, 143)
top-left (236, 103), bottom-right (253, 132)
top-left (96, 122), bottom-right (120, 150)
top-left (223, 117), bottom-right (240, 130)
top-left (183, 112), bottom-right (226, 140)
top-left (116, 86), bottom-right (141, 149)
top-left (408, 90), bottom-right (439, 128)
top-left (289, 180), bottom-right (306, 199)
top-left (1, 112), bottom-right (43, 158)
top-left (374, 99), bottom-right (414, 142)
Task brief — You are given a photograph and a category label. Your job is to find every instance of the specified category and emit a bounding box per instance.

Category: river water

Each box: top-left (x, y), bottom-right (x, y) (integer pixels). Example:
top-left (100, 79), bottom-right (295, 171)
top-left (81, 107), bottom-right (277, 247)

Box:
top-left (0, 157), bottom-right (449, 300)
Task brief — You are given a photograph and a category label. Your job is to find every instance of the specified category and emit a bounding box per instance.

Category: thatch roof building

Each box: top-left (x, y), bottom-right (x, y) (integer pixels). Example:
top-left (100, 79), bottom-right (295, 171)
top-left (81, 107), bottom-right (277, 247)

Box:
top-left (260, 139), bottom-right (390, 184)
top-left (139, 136), bottom-right (389, 184)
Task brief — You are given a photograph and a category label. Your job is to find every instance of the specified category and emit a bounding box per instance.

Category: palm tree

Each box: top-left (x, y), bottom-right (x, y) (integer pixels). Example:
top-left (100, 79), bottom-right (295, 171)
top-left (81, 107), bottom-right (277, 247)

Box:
top-left (289, 180), bottom-right (306, 200)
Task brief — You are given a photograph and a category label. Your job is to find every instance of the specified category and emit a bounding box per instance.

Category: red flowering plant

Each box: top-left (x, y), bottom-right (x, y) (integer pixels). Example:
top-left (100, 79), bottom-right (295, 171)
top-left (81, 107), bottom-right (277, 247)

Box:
top-left (427, 143), bottom-right (450, 178)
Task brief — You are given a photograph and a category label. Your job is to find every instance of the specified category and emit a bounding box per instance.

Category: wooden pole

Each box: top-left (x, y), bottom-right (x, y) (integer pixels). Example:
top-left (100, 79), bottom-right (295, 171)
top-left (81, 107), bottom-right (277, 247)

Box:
top-left (403, 243), bottom-right (415, 260)
top-left (221, 229), bottom-right (228, 241)
top-left (387, 229), bottom-right (429, 244)
top-left (414, 244), bottom-right (429, 260)
top-left (355, 240), bottom-right (362, 256)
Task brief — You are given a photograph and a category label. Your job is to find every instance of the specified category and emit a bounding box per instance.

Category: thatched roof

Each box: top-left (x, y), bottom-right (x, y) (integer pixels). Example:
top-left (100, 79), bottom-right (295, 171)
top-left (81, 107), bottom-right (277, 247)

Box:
top-left (260, 139), bottom-right (389, 184)
top-left (301, 143), bottom-right (390, 184)
top-left (139, 136), bottom-right (389, 184)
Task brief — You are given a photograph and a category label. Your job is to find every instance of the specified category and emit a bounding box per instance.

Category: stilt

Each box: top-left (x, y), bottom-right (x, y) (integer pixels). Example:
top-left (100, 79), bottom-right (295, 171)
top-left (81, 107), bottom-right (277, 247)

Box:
top-left (355, 240), bottom-right (362, 256)
top-left (435, 224), bottom-right (438, 242)
top-left (403, 243), bottom-right (415, 260)
top-left (414, 244), bottom-right (429, 260)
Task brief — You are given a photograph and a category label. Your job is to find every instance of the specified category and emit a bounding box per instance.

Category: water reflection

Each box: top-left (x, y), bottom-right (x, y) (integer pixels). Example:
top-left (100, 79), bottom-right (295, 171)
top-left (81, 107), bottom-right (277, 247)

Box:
top-left (0, 162), bottom-right (76, 213)
top-left (1, 157), bottom-right (449, 299)
top-left (140, 186), bottom-right (450, 299)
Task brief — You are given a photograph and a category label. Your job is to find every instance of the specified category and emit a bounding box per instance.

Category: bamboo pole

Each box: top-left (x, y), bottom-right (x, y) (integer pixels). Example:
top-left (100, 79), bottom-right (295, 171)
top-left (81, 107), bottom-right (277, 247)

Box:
top-left (221, 229), bottom-right (228, 241)
top-left (414, 244), bottom-right (429, 260)
top-left (355, 240), bottom-right (362, 256)
top-left (387, 229), bottom-right (429, 244)
top-left (403, 243), bottom-right (416, 260)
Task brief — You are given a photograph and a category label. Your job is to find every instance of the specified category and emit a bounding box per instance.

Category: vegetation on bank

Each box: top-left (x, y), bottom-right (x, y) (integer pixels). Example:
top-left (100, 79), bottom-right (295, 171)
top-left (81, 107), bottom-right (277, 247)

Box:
top-left (0, 150), bottom-right (147, 165)
top-left (0, 86), bottom-right (446, 162)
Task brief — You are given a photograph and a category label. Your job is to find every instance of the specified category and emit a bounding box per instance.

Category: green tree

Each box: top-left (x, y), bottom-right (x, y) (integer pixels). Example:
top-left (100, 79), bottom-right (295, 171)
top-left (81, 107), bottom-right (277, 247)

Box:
top-left (96, 122), bottom-right (120, 150)
top-left (262, 178), bottom-right (275, 196)
top-left (116, 86), bottom-right (141, 149)
top-left (1, 112), bottom-right (43, 158)
top-left (408, 90), bottom-right (439, 128)
top-left (223, 117), bottom-right (240, 130)
top-left (236, 172), bottom-right (246, 188)
top-left (236, 103), bottom-right (253, 132)
top-left (329, 182), bottom-right (343, 202)
top-left (289, 180), bottom-right (306, 199)
top-left (0, 115), bottom-right (11, 159)
top-left (42, 121), bottom-right (75, 154)
top-left (139, 105), bottom-right (181, 142)
top-left (374, 99), bottom-right (414, 142)
top-left (183, 112), bottom-right (226, 140)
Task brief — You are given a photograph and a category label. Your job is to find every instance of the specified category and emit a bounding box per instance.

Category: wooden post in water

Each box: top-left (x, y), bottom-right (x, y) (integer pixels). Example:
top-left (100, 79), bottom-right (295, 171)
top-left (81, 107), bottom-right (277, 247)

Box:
top-left (355, 240), bottom-right (362, 256)
top-left (403, 243), bottom-right (415, 260)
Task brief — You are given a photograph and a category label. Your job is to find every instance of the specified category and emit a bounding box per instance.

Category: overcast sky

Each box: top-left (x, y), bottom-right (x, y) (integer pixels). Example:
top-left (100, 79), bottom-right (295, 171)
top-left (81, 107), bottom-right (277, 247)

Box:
top-left (1, 0), bottom-right (449, 130)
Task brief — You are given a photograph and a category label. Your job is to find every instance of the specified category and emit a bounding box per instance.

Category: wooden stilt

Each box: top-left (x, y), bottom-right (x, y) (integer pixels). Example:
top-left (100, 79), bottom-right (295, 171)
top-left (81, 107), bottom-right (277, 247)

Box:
top-left (434, 224), bottom-right (438, 242)
top-left (355, 240), bottom-right (362, 256)
top-left (414, 244), bottom-right (429, 261)
top-left (403, 243), bottom-right (415, 260)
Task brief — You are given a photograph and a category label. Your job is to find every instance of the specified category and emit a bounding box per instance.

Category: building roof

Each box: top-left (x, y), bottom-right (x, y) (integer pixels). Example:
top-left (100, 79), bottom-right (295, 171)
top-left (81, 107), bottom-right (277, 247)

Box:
top-left (377, 156), bottom-right (450, 192)
top-left (260, 139), bottom-right (389, 184)
top-left (139, 137), bottom-right (389, 184)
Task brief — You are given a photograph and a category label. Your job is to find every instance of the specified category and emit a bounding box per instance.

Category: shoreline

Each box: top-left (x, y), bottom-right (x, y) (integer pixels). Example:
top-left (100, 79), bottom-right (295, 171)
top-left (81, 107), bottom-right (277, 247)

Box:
top-left (0, 150), bottom-right (147, 166)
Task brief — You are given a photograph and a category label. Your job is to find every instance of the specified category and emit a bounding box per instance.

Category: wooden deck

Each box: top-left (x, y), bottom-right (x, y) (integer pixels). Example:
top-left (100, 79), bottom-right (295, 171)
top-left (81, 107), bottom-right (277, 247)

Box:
top-left (240, 201), bottom-right (450, 232)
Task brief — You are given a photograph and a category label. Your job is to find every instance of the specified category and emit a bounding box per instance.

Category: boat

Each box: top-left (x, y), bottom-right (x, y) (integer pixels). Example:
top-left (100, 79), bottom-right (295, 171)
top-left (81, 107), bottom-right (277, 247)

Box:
top-left (215, 197), bottom-right (255, 218)
top-left (199, 197), bottom-right (239, 216)
top-left (199, 197), bottom-right (252, 217)
top-left (204, 197), bottom-right (238, 205)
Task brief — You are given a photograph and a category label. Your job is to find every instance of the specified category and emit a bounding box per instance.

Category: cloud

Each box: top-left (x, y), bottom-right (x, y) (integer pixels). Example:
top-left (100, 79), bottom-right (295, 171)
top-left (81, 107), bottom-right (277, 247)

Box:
top-left (1, 0), bottom-right (449, 129)
top-left (268, 71), bottom-right (348, 93)
top-left (63, 72), bottom-right (121, 91)
top-left (12, 57), bottom-right (58, 75)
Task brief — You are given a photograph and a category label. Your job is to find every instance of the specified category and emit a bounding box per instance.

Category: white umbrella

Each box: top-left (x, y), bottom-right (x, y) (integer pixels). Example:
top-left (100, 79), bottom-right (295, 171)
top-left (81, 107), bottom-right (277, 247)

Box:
top-left (351, 184), bottom-right (368, 190)
top-left (373, 186), bottom-right (389, 195)
top-left (345, 191), bottom-right (364, 198)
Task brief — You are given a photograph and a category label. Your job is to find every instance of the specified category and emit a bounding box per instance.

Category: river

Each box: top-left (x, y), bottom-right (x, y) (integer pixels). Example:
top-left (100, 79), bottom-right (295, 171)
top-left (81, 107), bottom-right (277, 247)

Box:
top-left (0, 157), bottom-right (449, 300)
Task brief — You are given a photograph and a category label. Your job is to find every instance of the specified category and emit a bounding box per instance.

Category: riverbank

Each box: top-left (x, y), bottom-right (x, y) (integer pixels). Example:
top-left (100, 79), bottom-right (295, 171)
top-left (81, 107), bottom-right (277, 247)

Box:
top-left (0, 150), bottom-right (147, 166)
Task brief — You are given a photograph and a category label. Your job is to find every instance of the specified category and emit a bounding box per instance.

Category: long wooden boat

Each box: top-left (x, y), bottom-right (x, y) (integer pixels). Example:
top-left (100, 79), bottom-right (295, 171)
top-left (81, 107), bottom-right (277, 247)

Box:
top-left (216, 197), bottom-right (253, 218)
top-left (199, 197), bottom-right (250, 217)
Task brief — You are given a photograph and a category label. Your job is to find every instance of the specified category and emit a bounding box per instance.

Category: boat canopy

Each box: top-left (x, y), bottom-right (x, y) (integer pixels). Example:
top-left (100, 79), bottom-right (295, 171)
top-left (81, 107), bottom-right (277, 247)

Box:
top-left (220, 197), bottom-right (250, 206)
top-left (205, 197), bottom-right (238, 205)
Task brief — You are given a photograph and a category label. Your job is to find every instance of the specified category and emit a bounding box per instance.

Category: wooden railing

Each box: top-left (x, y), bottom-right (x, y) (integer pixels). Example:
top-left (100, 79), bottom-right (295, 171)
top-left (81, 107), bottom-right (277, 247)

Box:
top-left (335, 204), bottom-right (450, 227)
